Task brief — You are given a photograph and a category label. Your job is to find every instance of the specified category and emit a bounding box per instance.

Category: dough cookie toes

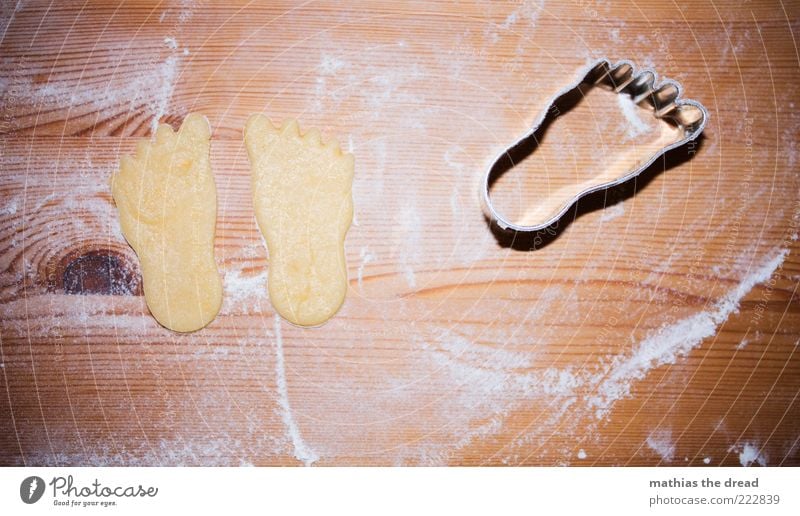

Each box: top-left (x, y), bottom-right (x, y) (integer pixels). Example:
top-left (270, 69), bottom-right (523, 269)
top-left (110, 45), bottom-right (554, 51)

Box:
top-left (111, 113), bottom-right (222, 332)
top-left (245, 114), bottom-right (354, 327)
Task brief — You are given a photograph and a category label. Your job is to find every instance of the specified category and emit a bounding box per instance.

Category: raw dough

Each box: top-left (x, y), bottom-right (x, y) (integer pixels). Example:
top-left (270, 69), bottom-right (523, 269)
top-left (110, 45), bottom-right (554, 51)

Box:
top-left (111, 113), bottom-right (222, 332)
top-left (245, 115), bottom-right (354, 326)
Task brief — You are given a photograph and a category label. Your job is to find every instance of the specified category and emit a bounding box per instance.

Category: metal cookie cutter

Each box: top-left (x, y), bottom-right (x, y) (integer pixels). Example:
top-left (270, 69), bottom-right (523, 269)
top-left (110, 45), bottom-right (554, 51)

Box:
top-left (481, 58), bottom-right (709, 233)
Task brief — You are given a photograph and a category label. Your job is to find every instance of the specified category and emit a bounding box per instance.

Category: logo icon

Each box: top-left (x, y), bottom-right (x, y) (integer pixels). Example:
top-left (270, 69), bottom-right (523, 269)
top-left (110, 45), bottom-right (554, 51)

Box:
top-left (20, 476), bottom-right (45, 504)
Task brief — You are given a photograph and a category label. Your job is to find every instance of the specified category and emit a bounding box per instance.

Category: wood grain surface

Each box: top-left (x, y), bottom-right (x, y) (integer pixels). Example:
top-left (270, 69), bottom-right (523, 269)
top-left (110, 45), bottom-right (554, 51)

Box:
top-left (1, 0), bottom-right (799, 466)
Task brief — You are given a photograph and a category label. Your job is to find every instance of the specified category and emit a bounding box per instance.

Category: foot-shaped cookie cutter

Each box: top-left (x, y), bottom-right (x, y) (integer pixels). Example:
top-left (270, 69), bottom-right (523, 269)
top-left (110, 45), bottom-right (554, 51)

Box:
top-left (481, 58), bottom-right (708, 233)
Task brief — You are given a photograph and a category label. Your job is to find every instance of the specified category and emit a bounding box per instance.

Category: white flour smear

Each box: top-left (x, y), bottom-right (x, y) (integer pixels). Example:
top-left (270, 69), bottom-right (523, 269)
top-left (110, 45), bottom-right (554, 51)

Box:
top-left (586, 249), bottom-right (788, 420)
top-left (729, 442), bottom-right (768, 467)
top-left (599, 202), bottom-right (625, 222)
top-left (1, 55), bottom-right (180, 134)
top-left (357, 246), bottom-right (376, 290)
top-left (401, 249), bottom-right (788, 464)
top-left (617, 94), bottom-right (654, 140)
top-left (222, 267), bottom-right (267, 314)
top-left (390, 289), bottom-right (572, 465)
top-left (272, 315), bottom-right (319, 466)
top-left (646, 429), bottom-right (676, 462)
top-left (19, 435), bottom-right (276, 467)
top-left (485, 0), bottom-right (543, 42)
top-left (0, 1), bottom-right (23, 44)
top-left (149, 56), bottom-right (179, 132)
top-left (399, 203), bottom-right (422, 288)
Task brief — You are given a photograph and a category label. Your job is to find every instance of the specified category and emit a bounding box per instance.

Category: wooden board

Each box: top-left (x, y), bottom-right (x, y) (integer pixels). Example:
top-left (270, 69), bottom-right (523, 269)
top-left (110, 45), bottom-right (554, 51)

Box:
top-left (1, 0), bottom-right (799, 466)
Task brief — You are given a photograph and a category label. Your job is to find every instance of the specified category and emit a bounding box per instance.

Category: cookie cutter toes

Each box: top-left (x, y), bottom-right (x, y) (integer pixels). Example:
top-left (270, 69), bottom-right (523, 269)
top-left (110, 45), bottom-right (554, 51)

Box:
top-left (481, 58), bottom-right (709, 233)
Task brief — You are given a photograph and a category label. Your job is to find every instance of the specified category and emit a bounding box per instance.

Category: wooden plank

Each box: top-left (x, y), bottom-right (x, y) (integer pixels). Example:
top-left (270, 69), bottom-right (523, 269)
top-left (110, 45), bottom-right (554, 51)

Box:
top-left (1, 0), bottom-right (799, 466)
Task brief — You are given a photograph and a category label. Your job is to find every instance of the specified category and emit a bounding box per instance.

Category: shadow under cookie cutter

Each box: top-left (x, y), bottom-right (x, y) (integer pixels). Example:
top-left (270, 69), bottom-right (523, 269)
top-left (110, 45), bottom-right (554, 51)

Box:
top-left (481, 58), bottom-right (709, 233)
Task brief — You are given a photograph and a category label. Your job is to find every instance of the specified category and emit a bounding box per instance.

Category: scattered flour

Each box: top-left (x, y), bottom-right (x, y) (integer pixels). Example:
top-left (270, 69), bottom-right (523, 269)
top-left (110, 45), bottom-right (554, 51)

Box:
top-left (177, 6), bottom-right (193, 23)
top-left (483, 0), bottom-right (544, 43)
top-left (493, 1), bottom-right (542, 34)
top-left (617, 94), bottom-right (653, 140)
top-left (398, 203), bottom-right (422, 288)
top-left (781, 126), bottom-right (798, 169)
top-left (319, 54), bottom-right (346, 75)
top-left (587, 249), bottom-right (788, 419)
top-left (0, 0), bottom-right (22, 45)
top-left (703, 457), bottom-right (711, 464)
top-left (729, 442), bottom-right (767, 467)
top-left (357, 247), bottom-right (376, 290)
top-left (2, 0), bottom-right (194, 136)
top-left (646, 429), bottom-right (676, 462)
top-left (222, 267), bottom-right (267, 314)
top-left (1, 54), bottom-right (180, 135)
top-left (381, 246), bottom-right (786, 465)
top-left (20, 432), bottom-right (284, 467)
top-left (394, 291), bottom-right (572, 465)
top-left (599, 202), bottom-right (625, 222)
top-left (443, 148), bottom-right (467, 218)
top-left (272, 315), bottom-right (319, 466)
top-left (0, 198), bottom-right (18, 216)
top-left (499, 11), bottom-right (519, 30)
top-left (577, 449), bottom-right (587, 460)
top-left (149, 55), bottom-right (178, 133)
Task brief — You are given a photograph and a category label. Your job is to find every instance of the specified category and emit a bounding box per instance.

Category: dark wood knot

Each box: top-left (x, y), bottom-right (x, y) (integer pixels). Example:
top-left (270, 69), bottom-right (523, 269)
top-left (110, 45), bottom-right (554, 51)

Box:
top-left (61, 249), bottom-right (141, 296)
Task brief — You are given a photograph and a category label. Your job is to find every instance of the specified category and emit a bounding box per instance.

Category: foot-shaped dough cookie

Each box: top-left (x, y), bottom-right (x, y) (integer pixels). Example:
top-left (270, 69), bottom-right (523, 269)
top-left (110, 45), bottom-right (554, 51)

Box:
top-left (111, 113), bottom-right (222, 332)
top-left (245, 115), bottom-right (354, 327)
